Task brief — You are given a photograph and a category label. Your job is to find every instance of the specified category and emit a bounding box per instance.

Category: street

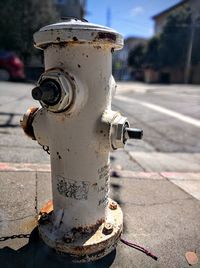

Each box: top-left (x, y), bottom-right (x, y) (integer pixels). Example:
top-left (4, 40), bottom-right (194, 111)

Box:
top-left (0, 81), bottom-right (200, 268)
top-left (113, 82), bottom-right (200, 173)
top-left (0, 81), bottom-right (199, 170)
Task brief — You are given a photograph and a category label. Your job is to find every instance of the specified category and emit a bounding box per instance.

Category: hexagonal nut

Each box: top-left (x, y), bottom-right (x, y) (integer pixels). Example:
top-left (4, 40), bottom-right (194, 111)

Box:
top-left (109, 201), bottom-right (117, 210)
top-left (111, 115), bottom-right (129, 150)
top-left (37, 69), bottom-right (74, 112)
top-left (63, 233), bottom-right (74, 243)
top-left (103, 223), bottom-right (113, 235)
top-left (38, 212), bottom-right (49, 224)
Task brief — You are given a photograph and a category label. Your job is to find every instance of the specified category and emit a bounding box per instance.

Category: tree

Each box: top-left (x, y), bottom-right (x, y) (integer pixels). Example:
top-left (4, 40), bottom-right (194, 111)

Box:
top-left (144, 36), bottom-right (160, 69)
top-left (128, 38), bottom-right (161, 71)
top-left (128, 7), bottom-right (200, 83)
top-left (0, 0), bottom-right (58, 64)
top-left (144, 8), bottom-right (200, 69)
top-left (128, 44), bottom-right (145, 69)
top-left (158, 8), bottom-right (192, 69)
top-left (191, 16), bottom-right (200, 66)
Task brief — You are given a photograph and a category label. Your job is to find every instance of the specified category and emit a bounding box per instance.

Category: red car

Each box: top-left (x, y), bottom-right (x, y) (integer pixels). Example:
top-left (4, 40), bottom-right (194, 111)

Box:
top-left (0, 51), bottom-right (25, 81)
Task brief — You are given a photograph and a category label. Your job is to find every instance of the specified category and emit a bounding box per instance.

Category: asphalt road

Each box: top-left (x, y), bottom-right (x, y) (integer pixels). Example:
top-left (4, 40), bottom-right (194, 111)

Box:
top-left (0, 81), bottom-right (200, 172)
top-left (0, 81), bottom-right (48, 163)
top-left (115, 82), bottom-right (200, 154)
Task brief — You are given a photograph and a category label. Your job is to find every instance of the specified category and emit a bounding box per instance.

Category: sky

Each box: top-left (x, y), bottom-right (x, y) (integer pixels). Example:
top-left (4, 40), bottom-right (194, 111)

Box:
top-left (86, 0), bottom-right (182, 38)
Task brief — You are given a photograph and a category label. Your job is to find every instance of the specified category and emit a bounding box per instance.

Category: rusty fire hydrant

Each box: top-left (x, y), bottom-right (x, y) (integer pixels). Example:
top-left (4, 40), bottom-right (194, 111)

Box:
top-left (21, 18), bottom-right (143, 262)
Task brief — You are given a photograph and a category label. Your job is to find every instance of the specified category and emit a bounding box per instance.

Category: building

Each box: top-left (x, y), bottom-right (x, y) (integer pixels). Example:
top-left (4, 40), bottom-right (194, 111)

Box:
top-left (145, 0), bottom-right (200, 84)
top-left (54, 0), bottom-right (86, 20)
top-left (113, 37), bottom-right (147, 80)
top-left (152, 0), bottom-right (200, 34)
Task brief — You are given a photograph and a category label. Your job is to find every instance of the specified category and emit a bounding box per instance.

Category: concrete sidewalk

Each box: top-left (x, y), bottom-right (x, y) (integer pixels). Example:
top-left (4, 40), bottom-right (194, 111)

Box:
top-left (0, 164), bottom-right (200, 268)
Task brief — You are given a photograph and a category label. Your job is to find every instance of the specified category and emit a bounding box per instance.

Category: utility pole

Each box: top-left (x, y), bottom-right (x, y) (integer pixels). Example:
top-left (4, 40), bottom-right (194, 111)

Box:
top-left (184, 20), bottom-right (195, 84)
top-left (106, 7), bottom-right (111, 27)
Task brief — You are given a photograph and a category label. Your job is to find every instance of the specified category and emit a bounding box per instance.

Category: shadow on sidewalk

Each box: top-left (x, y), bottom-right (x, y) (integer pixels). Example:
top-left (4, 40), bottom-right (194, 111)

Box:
top-left (0, 227), bottom-right (116, 268)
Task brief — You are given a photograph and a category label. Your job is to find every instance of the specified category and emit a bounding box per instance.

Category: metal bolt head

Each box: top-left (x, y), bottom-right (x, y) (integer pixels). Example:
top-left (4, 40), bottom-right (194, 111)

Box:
top-left (63, 234), bottom-right (74, 243)
top-left (38, 212), bottom-right (49, 224)
top-left (109, 201), bottom-right (117, 210)
top-left (103, 223), bottom-right (113, 235)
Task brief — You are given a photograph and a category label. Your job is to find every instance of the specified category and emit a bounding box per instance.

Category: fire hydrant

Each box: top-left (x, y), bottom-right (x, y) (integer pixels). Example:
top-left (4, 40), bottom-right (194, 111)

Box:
top-left (21, 19), bottom-right (143, 262)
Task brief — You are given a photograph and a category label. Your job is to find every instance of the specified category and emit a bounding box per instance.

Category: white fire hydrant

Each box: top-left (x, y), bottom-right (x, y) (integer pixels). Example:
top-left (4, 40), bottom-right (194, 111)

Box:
top-left (21, 19), bottom-right (142, 262)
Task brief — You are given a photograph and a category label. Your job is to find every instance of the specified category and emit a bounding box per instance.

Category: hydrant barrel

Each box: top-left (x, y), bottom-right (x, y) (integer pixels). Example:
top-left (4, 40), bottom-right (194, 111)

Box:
top-left (33, 20), bottom-right (124, 231)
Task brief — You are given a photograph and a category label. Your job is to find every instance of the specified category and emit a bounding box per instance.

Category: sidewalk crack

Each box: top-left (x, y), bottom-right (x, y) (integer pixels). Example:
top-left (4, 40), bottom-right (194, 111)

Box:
top-left (126, 149), bottom-right (146, 171)
top-left (35, 171), bottom-right (38, 214)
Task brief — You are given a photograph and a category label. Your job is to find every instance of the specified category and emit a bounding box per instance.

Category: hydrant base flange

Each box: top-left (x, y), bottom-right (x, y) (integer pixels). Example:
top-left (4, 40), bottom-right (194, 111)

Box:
top-left (38, 199), bottom-right (123, 263)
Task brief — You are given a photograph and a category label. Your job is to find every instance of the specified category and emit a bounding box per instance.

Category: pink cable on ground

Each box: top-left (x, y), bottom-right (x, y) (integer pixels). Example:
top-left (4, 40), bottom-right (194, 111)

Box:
top-left (120, 237), bottom-right (158, 261)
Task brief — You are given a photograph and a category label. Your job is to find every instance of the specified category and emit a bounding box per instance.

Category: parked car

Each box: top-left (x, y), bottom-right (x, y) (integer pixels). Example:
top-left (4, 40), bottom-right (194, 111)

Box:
top-left (0, 51), bottom-right (25, 81)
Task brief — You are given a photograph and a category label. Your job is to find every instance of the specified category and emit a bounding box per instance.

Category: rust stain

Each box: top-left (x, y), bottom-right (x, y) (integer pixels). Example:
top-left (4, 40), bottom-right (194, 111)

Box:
top-left (64, 229), bottom-right (122, 257)
top-left (40, 200), bottom-right (53, 214)
top-left (71, 218), bottom-right (104, 235)
top-left (39, 33), bottom-right (118, 50)
top-left (95, 32), bottom-right (117, 42)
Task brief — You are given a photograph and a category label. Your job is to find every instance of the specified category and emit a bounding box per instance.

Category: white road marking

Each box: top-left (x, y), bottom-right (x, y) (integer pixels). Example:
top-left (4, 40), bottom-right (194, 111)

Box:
top-left (115, 95), bottom-right (200, 128)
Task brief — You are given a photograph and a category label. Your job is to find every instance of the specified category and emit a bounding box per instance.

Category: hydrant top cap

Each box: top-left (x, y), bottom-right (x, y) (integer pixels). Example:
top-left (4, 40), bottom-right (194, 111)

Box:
top-left (33, 19), bottom-right (123, 50)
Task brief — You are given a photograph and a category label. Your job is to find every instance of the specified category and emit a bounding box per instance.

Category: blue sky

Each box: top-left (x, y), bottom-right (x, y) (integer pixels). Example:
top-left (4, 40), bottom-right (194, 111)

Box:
top-left (86, 0), bottom-right (181, 38)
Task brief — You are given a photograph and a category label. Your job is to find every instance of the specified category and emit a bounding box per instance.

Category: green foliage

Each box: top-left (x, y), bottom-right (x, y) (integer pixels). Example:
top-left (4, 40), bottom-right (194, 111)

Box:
top-left (191, 17), bottom-right (200, 65)
top-left (128, 44), bottom-right (145, 69)
top-left (144, 36), bottom-right (160, 69)
top-left (128, 37), bottom-right (161, 70)
top-left (0, 0), bottom-right (58, 64)
top-left (158, 8), bottom-right (192, 68)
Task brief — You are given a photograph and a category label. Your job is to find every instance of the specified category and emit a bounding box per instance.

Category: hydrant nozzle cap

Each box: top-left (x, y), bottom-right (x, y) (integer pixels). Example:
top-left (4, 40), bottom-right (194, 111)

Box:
top-left (33, 19), bottom-right (123, 50)
top-left (32, 80), bottom-right (61, 106)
